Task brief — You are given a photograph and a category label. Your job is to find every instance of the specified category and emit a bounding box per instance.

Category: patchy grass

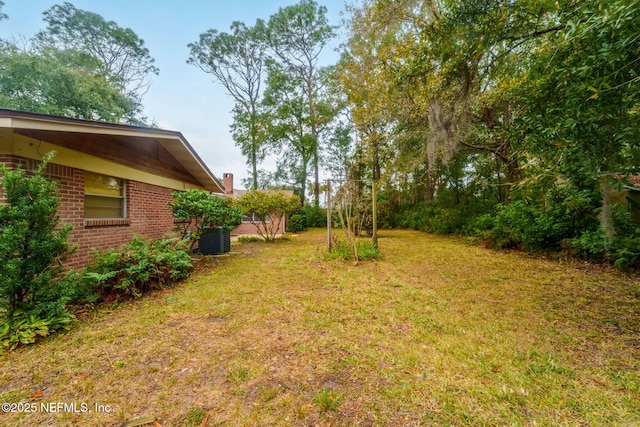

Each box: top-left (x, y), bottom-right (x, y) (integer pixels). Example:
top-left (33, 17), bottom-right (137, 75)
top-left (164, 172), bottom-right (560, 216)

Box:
top-left (1, 229), bottom-right (639, 426)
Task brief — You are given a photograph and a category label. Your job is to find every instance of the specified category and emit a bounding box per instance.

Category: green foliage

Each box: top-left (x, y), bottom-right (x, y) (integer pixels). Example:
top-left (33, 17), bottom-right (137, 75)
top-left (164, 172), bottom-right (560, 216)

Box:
top-left (286, 205), bottom-right (327, 232)
top-left (81, 237), bottom-right (192, 300)
top-left (169, 189), bottom-right (243, 250)
top-left (0, 1), bottom-right (156, 124)
top-left (287, 213), bottom-right (306, 233)
top-left (0, 309), bottom-right (75, 352)
top-left (611, 236), bottom-right (640, 270)
top-left (188, 20), bottom-right (269, 190)
top-left (393, 201), bottom-right (486, 236)
top-left (570, 206), bottom-right (640, 269)
top-left (328, 235), bottom-right (379, 261)
top-left (304, 205), bottom-right (327, 227)
top-left (36, 2), bottom-right (158, 115)
top-left (183, 408), bottom-right (208, 427)
top-left (0, 156), bottom-right (73, 318)
top-left (0, 41), bottom-right (139, 123)
top-left (235, 190), bottom-right (300, 241)
top-left (335, 0), bottom-right (640, 270)
top-left (313, 388), bottom-right (343, 412)
top-left (0, 155), bottom-right (77, 351)
top-left (267, 0), bottom-right (337, 206)
top-left (491, 188), bottom-right (597, 252)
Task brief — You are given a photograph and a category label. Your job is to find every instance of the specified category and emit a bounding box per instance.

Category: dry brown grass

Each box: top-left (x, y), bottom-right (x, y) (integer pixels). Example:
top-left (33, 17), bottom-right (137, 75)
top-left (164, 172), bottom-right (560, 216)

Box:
top-left (1, 229), bottom-right (639, 426)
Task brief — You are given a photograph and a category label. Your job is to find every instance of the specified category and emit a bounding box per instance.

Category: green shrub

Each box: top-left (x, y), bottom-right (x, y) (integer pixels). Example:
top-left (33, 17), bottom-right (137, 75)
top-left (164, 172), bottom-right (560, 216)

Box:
top-left (169, 189), bottom-right (243, 250)
top-left (491, 188), bottom-right (597, 252)
top-left (235, 190), bottom-right (300, 241)
top-left (611, 236), bottom-right (640, 270)
top-left (82, 236), bottom-right (192, 300)
top-left (328, 236), bottom-right (380, 261)
top-left (571, 230), bottom-right (606, 261)
top-left (0, 154), bottom-right (77, 350)
top-left (465, 213), bottom-right (497, 237)
top-left (288, 213), bottom-right (306, 232)
top-left (304, 205), bottom-right (327, 227)
top-left (394, 202), bottom-right (476, 235)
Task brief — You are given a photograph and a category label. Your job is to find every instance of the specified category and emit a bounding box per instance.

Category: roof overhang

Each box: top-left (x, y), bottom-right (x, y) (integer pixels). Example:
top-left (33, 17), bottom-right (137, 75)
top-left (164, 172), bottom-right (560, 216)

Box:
top-left (0, 109), bottom-right (223, 193)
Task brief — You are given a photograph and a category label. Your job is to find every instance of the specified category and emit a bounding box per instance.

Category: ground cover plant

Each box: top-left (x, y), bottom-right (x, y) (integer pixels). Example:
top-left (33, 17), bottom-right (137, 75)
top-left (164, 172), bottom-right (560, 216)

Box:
top-left (0, 229), bottom-right (638, 426)
top-left (80, 236), bottom-right (193, 302)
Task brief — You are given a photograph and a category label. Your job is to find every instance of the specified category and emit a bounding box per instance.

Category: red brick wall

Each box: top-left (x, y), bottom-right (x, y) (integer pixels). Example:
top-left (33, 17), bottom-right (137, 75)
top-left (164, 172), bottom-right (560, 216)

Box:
top-left (1, 155), bottom-right (179, 269)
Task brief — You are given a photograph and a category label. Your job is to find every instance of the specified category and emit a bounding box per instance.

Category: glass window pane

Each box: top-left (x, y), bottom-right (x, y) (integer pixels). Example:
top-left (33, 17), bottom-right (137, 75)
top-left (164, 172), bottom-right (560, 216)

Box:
top-left (84, 172), bottom-right (125, 218)
top-left (85, 172), bottom-right (124, 196)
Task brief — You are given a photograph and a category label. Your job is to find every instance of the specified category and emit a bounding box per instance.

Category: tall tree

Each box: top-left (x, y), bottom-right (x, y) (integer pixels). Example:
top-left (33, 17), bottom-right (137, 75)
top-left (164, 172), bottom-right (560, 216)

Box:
top-left (338, 1), bottom-right (421, 200)
top-left (267, 0), bottom-right (336, 206)
top-left (0, 41), bottom-right (139, 122)
top-left (262, 63), bottom-right (315, 204)
top-left (35, 2), bottom-right (158, 107)
top-left (188, 20), bottom-right (269, 190)
top-left (262, 60), bottom-right (339, 205)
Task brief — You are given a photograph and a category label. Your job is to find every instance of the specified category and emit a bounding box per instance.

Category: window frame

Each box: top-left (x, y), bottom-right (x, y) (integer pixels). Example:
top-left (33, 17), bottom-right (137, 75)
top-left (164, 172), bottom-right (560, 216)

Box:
top-left (84, 172), bottom-right (127, 219)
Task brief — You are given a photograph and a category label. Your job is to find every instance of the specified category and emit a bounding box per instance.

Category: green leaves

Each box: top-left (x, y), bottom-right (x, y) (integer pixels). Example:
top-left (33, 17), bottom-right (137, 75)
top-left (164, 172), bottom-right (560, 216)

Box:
top-left (188, 19), bottom-right (269, 190)
top-left (37, 2), bottom-right (158, 97)
top-left (0, 3), bottom-right (152, 124)
top-left (169, 189), bottom-right (243, 249)
top-left (80, 236), bottom-right (193, 301)
top-left (0, 156), bottom-right (76, 351)
top-left (235, 190), bottom-right (300, 241)
top-left (189, 1), bottom-right (337, 200)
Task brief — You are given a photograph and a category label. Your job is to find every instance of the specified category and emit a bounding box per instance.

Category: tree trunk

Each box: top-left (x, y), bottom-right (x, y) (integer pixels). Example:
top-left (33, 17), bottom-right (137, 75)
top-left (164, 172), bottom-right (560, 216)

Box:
top-left (313, 150), bottom-right (320, 207)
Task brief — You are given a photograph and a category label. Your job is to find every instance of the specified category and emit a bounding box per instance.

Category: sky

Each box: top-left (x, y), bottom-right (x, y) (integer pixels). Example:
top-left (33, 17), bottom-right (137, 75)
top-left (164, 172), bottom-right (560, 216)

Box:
top-left (0, 0), bottom-right (349, 189)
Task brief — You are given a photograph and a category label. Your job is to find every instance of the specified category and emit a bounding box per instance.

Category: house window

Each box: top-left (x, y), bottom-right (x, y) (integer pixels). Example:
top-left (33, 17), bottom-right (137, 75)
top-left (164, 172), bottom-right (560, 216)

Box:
top-left (84, 172), bottom-right (126, 218)
top-left (243, 213), bottom-right (270, 223)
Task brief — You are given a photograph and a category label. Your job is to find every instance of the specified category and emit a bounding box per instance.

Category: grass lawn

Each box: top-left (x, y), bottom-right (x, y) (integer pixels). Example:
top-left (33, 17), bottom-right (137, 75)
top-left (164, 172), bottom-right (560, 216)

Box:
top-left (1, 229), bottom-right (639, 426)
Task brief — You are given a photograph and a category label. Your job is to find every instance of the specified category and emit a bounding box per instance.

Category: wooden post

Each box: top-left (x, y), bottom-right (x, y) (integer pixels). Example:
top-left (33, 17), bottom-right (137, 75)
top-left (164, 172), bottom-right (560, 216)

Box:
top-left (327, 179), bottom-right (332, 251)
top-left (372, 179), bottom-right (378, 249)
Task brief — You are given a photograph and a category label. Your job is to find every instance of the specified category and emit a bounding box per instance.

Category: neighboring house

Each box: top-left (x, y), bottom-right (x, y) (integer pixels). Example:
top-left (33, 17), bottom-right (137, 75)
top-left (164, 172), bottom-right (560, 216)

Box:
top-left (0, 109), bottom-right (223, 268)
top-left (222, 172), bottom-right (293, 237)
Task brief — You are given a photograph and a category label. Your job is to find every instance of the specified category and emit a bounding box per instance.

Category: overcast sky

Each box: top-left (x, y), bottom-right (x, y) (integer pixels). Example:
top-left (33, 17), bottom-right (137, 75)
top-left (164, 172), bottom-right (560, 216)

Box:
top-left (0, 0), bottom-right (347, 189)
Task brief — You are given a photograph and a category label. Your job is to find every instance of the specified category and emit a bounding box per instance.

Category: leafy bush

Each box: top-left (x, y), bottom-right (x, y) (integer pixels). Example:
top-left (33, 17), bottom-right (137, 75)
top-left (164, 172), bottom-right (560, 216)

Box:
top-left (304, 205), bottom-right (327, 227)
top-left (490, 187), bottom-right (597, 251)
top-left (81, 236), bottom-right (192, 300)
top-left (169, 189), bottom-right (243, 250)
top-left (571, 207), bottom-right (640, 269)
top-left (394, 202), bottom-right (475, 235)
top-left (235, 190), bottom-right (300, 241)
top-left (611, 236), bottom-right (640, 270)
top-left (0, 154), bottom-right (77, 350)
top-left (465, 213), bottom-right (497, 237)
top-left (288, 213), bottom-right (306, 232)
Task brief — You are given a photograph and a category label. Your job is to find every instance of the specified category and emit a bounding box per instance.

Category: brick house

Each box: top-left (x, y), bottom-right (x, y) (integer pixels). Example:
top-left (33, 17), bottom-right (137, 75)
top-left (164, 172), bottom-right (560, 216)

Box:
top-left (221, 172), bottom-right (292, 237)
top-left (0, 109), bottom-right (223, 269)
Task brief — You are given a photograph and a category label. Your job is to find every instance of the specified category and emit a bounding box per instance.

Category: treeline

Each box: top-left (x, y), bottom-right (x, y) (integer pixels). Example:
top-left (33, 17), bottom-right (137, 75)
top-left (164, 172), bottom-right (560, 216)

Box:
top-left (336, 0), bottom-right (640, 268)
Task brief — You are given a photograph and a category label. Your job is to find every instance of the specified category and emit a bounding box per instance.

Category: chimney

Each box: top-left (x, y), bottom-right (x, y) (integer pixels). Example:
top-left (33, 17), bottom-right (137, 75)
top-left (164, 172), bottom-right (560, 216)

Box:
top-left (223, 173), bottom-right (234, 195)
